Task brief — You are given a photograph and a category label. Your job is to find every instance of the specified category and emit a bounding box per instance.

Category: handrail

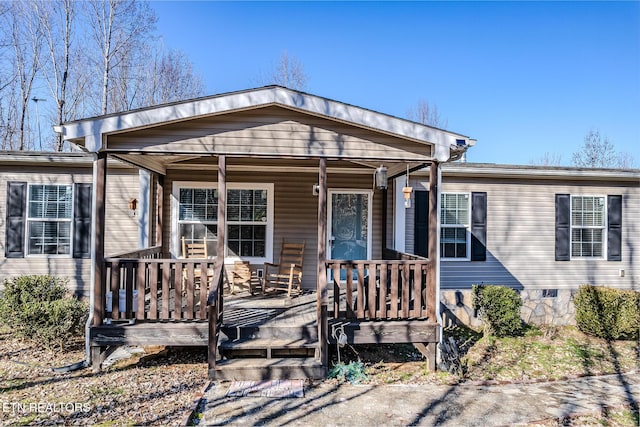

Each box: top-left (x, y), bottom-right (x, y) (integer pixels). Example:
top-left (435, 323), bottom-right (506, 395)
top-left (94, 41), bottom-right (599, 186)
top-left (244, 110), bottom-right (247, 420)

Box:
top-left (107, 245), bottom-right (162, 259)
top-left (207, 258), bottom-right (225, 375)
top-left (383, 248), bottom-right (429, 261)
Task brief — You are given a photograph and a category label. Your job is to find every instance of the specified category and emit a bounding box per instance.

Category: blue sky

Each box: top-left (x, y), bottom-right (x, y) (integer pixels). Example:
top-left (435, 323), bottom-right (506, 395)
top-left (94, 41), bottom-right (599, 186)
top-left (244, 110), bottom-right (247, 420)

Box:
top-left (152, 1), bottom-right (639, 166)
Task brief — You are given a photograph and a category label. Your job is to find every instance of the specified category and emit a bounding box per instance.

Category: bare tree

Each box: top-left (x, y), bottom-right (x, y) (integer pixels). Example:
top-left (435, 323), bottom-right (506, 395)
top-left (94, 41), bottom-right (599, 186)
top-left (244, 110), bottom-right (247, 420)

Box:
top-left (139, 46), bottom-right (205, 106)
top-left (3, 2), bottom-right (43, 150)
top-left (1, 1), bottom-right (204, 151)
top-left (85, 0), bottom-right (156, 115)
top-left (257, 51), bottom-right (308, 90)
top-left (407, 99), bottom-right (448, 129)
top-left (572, 129), bottom-right (634, 169)
top-left (35, 0), bottom-right (77, 151)
top-left (530, 152), bottom-right (563, 166)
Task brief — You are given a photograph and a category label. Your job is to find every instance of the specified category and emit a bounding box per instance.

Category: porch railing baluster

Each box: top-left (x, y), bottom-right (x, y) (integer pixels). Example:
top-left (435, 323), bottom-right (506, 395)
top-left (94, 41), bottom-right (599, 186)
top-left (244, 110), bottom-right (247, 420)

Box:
top-left (327, 259), bottom-right (431, 322)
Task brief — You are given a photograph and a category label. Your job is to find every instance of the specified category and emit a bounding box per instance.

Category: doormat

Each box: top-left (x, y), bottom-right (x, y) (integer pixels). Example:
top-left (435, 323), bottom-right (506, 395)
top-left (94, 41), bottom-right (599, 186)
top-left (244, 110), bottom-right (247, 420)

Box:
top-left (225, 380), bottom-right (304, 398)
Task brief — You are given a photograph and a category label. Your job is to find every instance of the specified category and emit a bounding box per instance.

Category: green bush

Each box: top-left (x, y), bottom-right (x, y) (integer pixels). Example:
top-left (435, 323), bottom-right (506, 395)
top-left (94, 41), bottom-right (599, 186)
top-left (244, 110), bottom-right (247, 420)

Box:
top-left (574, 285), bottom-right (640, 340)
top-left (472, 284), bottom-right (523, 337)
top-left (0, 275), bottom-right (88, 349)
top-left (328, 361), bottom-right (368, 384)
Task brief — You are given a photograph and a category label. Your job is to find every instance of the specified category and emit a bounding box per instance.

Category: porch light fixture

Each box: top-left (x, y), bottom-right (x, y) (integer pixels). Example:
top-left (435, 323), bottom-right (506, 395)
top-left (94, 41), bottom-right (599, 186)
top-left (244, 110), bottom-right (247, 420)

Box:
top-left (312, 183), bottom-right (320, 196)
top-left (403, 186), bottom-right (413, 209)
top-left (374, 165), bottom-right (388, 190)
top-left (128, 198), bottom-right (138, 216)
top-left (403, 165), bottom-right (413, 208)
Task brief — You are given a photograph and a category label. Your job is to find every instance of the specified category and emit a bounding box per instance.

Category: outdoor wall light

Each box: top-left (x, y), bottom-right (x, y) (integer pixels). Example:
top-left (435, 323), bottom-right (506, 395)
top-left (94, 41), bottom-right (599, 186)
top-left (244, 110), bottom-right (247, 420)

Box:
top-left (128, 198), bottom-right (138, 216)
top-left (312, 183), bottom-right (320, 196)
top-left (374, 165), bottom-right (388, 190)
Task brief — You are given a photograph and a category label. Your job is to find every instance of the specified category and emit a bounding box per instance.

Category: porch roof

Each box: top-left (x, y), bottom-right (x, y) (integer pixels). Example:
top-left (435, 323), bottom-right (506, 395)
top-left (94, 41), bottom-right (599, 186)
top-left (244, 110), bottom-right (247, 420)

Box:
top-left (57, 86), bottom-right (475, 174)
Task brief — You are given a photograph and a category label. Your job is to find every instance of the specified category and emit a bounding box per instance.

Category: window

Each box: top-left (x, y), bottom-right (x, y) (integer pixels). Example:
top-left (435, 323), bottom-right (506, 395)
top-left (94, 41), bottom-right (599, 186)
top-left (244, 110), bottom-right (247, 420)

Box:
top-left (179, 188), bottom-right (219, 257)
top-left (227, 189), bottom-right (268, 258)
top-left (174, 183), bottom-right (273, 262)
top-left (571, 195), bottom-right (605, 258)
top-left (27, 184), bottom-right (72, 255)
top-left (441, 193), bottom-right (470, 259)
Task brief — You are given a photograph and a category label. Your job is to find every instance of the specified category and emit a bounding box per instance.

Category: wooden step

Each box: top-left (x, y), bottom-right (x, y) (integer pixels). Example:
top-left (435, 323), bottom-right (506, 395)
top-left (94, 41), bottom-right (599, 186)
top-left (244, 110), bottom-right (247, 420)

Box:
top-left (220, 324), bottom-right (317, 341)
top-left (211, 357), bottom-right (326, 380)
top-left (219, 338), bottom-right (317, 350)
top-left (219, 338), bottom-right (318, 359)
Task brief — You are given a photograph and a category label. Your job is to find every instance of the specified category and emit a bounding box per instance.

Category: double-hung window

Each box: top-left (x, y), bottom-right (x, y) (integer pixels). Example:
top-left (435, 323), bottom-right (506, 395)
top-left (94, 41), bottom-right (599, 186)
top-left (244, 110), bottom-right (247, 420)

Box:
top-left (440, 193), bottom-right (470, 259)
top-left (178, 187), bottom-right (219, 257)
top-left (571, 195), bottom-right (605, 258)
top-left (175, 183), bottom-right (273, 262)
top-left (227, 189), bottom-right (268, 258)
top-left (27, 184), bottom-right (73, 255)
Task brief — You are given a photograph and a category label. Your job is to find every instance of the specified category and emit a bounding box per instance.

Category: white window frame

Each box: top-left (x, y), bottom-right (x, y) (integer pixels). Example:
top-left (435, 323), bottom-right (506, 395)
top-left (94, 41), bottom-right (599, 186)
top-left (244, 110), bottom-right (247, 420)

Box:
top-left (327, 189), bottom-right (373, 260)
top-left (570, 195), bottom-right (606, 260)
top-left (440, 192), bottom-right (471, 261)
top-left (171, 182), bottom-right (274, 264)
top-left (26, 183), bottom-right (73, 257)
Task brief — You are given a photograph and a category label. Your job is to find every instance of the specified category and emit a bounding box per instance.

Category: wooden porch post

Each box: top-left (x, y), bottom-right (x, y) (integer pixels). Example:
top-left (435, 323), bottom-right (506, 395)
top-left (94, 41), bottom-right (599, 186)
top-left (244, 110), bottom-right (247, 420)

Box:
top-left (208, 155), bottom-right (226, 376)
top-left (317, 158), bottom-right (328, 367)
top-left (92, 152), bottom-right (107, 327)
top-left (425, 160), bottom-right (439, 370)
top-left (217, 155), bottom-right (226, 260)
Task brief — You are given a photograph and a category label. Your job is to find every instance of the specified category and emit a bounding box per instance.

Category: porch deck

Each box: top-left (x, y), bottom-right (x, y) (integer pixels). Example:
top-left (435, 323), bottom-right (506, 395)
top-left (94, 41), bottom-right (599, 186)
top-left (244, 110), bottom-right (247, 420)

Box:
top-left (90, 248), bottom-right (439, 378)
top-left (90, 280), bottom-right (439, 380)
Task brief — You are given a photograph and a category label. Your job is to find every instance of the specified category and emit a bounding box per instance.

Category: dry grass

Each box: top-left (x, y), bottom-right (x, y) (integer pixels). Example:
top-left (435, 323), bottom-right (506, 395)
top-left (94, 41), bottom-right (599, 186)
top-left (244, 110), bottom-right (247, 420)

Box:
top-left (464, 325), bottom-right (639, 383)
top-left (2, 324), bottom-right (638, 425)
top-left (330, 325), bottom-right (640, 385)
top-left (0, 329), bottom-right (207, 426)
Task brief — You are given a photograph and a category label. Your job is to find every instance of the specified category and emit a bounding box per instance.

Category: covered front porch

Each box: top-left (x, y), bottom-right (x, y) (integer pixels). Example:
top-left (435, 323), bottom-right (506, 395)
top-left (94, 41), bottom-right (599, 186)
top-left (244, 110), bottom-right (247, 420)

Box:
top-left (58, 86), bottom-right (474, 379)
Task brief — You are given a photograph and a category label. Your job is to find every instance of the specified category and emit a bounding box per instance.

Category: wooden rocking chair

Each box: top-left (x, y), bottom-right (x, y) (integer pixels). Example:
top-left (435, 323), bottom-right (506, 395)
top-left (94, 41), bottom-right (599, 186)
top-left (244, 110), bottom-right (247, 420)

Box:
top-left (181, 237), bottom-right (211, 290)
top-left (182, 236), bottom-right (207, 259)
top-left (263, 239), bottom-right (305, 297)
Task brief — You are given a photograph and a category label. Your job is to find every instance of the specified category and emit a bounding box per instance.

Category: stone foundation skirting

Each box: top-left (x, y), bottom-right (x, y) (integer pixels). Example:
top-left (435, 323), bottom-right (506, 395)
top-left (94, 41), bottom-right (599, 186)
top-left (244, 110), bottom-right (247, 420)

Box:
top-left (440, 288), bottom-right (577, 327)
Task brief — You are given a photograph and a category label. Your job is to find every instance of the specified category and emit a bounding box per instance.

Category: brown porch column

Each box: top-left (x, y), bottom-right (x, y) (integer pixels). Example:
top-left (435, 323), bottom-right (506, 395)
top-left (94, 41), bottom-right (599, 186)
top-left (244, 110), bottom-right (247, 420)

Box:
top-left (92, 152), bottom-right (107, 326)
top-left (425, 161), bottom-right (439, 370)
top-left (217, 155), bottom-right (226, 260)
top-left (427, 161), bottom-right (438, 321)
top-left (317, 158), bottom-right (328, 366)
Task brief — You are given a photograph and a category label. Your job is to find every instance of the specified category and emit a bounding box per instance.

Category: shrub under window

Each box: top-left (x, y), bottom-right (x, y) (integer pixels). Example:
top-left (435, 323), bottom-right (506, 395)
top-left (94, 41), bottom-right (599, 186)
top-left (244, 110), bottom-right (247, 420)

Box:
top-left (574, 285), bottom-right (639, 340)
top-left (472, 284), bottom-right (523, 337)
top-left (0, 275), bottom-right (88, 349)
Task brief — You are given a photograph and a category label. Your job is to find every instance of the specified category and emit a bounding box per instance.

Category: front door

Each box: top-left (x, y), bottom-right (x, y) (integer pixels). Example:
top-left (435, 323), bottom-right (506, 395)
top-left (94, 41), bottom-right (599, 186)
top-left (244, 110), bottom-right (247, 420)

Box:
top-left (328, 190), bottom-right (372, 260)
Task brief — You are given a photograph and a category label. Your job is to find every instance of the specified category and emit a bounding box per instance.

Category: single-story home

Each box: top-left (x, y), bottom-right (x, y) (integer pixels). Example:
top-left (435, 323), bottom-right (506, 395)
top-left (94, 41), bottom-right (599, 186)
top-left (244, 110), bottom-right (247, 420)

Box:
top-left (396, 162), bottom-right (639, 326)
top-left (1, 86), bottom-right (638, 378)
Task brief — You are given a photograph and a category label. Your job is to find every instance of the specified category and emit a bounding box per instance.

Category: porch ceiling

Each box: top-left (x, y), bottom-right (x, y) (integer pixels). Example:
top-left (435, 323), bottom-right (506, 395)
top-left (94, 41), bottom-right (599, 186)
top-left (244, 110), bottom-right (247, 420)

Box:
top-left (59, 86), bottom-right (475, 168)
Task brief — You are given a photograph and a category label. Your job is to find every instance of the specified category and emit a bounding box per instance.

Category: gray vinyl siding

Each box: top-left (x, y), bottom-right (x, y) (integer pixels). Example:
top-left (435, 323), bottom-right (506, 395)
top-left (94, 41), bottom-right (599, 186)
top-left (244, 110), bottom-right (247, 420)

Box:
top-left (164, 163), bottom-right (383, 290)
top-left (0, 166), bottom-right (139, 296)
top-left (107, 106), bottom-right (433, 162)
top-left (406, 174), bottom-right (639, 291)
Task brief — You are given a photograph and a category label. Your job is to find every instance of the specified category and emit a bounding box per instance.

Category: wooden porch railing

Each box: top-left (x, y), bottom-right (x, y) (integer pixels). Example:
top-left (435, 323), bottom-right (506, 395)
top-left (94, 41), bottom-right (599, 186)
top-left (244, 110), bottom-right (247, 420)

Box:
top-left (102, 256), bottom-right (218, 322)
top-left (327, 259), bottom-right (431, 321)
top-left (108, 245), bottom-right (163, 259)
top-left (383, 248), bottom-right (428, 261)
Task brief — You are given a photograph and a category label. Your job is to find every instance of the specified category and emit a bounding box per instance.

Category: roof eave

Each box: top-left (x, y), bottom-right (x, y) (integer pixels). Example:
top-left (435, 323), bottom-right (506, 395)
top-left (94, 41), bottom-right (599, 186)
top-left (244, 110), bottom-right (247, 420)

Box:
top-left (58, 86), bottom-right (473, 162)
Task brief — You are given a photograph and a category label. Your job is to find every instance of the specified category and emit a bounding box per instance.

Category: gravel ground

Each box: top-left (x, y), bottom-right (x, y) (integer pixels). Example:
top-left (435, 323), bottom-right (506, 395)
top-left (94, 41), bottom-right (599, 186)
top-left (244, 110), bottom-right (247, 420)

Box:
top-left (0, 330), bottom-right (208, 426)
